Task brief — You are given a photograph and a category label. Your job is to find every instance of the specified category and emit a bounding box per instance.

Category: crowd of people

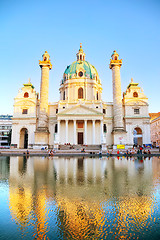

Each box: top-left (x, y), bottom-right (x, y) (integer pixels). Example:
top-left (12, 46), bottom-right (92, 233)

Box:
top-left (23, 144), bottom-right (157, 157)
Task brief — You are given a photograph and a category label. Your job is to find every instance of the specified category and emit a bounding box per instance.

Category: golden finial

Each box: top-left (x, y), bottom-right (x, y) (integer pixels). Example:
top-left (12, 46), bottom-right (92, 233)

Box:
top-left (80, 43), bottom-right (82, 49)
top-left (28, 78), bottom-right (31, 83)
top-left (131, 78), bottom-right (133, 83)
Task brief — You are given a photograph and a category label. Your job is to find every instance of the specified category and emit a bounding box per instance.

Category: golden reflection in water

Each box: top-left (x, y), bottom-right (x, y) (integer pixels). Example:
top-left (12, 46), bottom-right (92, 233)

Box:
top-left (9, 156), bottom-right (50, 240)
top-left (56, 197), bottom-right (106, 239)
top-left (9, 187), bottom-right (32, 226)
top-left (8, 156), bottom-right (156, 239)
top-left (32, 190), bottom-right (49, 240)
top-left (114, 196), bottom-right (154, 239)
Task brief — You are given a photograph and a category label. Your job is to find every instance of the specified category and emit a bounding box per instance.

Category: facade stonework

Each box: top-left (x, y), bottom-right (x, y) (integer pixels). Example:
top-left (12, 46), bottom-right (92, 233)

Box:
top-left (11, 45), bottom-right (151, 149)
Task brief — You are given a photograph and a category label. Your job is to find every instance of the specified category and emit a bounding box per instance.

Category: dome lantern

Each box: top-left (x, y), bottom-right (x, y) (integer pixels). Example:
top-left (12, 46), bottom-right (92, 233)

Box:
top-left (76, 43), bottom-right (86, 61)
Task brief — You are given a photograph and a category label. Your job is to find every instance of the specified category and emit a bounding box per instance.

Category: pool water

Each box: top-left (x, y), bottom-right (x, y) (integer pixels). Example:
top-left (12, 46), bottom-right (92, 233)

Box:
top-left (0, 156), bottom-right (160, 239)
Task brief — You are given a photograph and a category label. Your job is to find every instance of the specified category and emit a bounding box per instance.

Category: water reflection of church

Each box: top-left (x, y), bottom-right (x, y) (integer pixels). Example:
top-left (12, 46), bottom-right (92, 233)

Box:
top-left (11, 45), bottom-right (151, 149)
top-left (7, 156), bottom-right (156, 239)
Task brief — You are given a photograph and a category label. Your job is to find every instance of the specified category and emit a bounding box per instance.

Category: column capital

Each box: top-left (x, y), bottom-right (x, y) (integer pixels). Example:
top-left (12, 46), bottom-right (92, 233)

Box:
top-left (39, 51), bottom-right (52, 70)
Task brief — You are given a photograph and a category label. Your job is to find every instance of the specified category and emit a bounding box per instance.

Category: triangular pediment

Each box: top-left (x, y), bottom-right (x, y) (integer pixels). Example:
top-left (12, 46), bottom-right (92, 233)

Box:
top-left (58, 105), bottom-right (103, 116)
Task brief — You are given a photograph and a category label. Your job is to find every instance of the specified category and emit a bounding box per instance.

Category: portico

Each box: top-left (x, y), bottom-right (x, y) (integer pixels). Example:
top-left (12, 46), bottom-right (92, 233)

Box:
top-left (56, 118), bottom-right (104, 145)
top-left (56, 105), bottom-right (104, 145)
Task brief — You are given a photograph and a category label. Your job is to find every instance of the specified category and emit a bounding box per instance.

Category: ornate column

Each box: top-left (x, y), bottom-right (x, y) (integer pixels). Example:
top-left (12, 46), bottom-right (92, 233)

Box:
top-left (73, 120), bottom-right (76, 144)
top-left (34, 51), bottom-right (52, 148)
top-left (109, 50), bottom-right (126, 147)
top-left (92, 120), bottom-right (95, 144)
top-left (109, 50), bottom-right (124, 131)
top-left (84, 120), bottom-right (87, 144)
top-left (65, 120), bottom-right (68, 143)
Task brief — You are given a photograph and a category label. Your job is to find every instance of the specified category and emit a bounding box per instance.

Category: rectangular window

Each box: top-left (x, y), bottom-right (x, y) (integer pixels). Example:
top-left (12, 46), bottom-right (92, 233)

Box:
top-left (103, 109), bottom-right (106, 114)
top-left (134, 108), bottom-right (139, 114)
top-left (103, 124), bottom-right (107, 133)
top-left (22, 109), bottom-right (28, 114)
top-left (55, 124), bottom-right (58, 133)
top-left (56, 109), bottom-right (58, 114)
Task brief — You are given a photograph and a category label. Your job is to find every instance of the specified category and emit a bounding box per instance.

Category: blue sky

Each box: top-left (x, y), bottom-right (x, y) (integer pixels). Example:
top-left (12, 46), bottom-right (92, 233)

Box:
top-left (0, 0), bottom-right (160, 114)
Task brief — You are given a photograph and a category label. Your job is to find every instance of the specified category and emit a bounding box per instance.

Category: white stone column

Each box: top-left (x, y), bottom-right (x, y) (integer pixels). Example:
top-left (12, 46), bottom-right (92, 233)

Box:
top-left (84, 120), bottom-right (87, 144)
top-left (58, 120), bottom-right (61, 143)
top-left (65, 120), bottom-right (68, 143)
top-left (92, 120), bottom-right (95, 144)
top-left (100, 120), bottom-right (103, 144)
top-left (73, 120), bottom-right (76, 144)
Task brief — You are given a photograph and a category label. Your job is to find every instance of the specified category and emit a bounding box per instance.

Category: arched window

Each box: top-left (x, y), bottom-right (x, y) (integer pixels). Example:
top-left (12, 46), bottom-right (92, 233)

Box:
top-left (133, 92), bottom-right (138, 97)
top-left (97, 92), bottom-right (99, 100)
top-left (78, 88), bottom-right (83, 99)
top-left (63, 91), bottom-right (65, 100)
top-left (80, 55), bottom-right (82, 61)
top-left (115, 56), bottom-right (117, 60)
top-left (24, 92), bottom-right (29, 98)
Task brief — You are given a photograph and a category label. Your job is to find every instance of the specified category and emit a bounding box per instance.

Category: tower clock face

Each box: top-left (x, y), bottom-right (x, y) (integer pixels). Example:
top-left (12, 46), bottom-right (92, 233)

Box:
top-left (78, 71), bottom-right (83, 77)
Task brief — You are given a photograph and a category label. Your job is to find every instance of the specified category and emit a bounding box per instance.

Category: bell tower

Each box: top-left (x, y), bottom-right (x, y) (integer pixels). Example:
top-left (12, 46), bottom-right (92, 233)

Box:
top-left (109, 50), bottom-right (126, 146)
top-left (34, 51), bottom-right (52, 148)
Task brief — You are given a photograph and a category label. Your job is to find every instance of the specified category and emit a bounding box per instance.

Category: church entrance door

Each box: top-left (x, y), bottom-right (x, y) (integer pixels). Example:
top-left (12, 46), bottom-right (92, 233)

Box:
top-left (78, 132), bottom-right (83, 145)
top-left (133, 127), bottom-right (142, 146)
top-left (19, 128), bottom-right (28, 149)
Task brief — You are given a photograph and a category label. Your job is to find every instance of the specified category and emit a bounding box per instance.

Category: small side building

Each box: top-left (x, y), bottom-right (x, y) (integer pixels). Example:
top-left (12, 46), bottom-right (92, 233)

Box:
top-left (0, 115), bottom-right (12, 148)
top-left (11, 80), bottom-right (38, 148)
top-left (123, 78), bottom-right (150, 147)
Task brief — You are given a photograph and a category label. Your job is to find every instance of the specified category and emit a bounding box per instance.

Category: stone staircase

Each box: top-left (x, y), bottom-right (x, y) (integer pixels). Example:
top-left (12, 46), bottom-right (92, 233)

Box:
top-left (59, 144), bottom-right (101, 150)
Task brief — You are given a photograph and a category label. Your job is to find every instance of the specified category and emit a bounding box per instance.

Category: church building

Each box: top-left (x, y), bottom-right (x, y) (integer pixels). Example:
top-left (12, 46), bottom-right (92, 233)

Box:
top-left (11, 44), bottom-right (151, 149)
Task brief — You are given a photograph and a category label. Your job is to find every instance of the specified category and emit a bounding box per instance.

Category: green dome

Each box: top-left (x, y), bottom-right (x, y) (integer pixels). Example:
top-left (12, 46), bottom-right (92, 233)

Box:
top-left (63, 60), bottom-right (99, 81)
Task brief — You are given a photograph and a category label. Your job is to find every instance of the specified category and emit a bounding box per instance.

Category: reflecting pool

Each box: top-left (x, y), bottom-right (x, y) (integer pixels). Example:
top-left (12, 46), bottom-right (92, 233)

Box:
top-left (0, 156), bottom-right (160, 239)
